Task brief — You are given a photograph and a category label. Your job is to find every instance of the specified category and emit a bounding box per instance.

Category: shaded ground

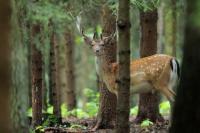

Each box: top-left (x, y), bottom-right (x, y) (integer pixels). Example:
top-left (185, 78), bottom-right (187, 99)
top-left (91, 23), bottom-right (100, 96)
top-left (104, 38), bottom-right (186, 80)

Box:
top-left (43, 116), bottom-right (169, 133)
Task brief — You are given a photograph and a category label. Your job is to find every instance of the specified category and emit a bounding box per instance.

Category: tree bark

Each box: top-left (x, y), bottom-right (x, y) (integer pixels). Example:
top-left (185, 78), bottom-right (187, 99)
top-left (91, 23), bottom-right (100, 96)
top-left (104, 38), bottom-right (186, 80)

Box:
top-left (65, 30), bottom-right (76, 111)
top-left (135, 10), bottom-right (164, 123)
top-left (170, 0), bottom-right (200, 132)
top-left (157, 1), bottom-right (165, 54)
top-left (93, 5), bottom-right (117, 130)
top-left (49, 33), bottom-right (54, 106)
top-left (171, 0), bottom-right (177, 57)
top-left (42, 60), bottom-right (48, 111)
top-left (31, 25), bottom-right (43, 127)
top-left (0, 0), bottom-right (11, 132)
top-left (10, 0), bottom-right (29, 132)
top-left (116, 0), bottom-right (131, 132)
top-left (51, 32), bottom-right (62, 122)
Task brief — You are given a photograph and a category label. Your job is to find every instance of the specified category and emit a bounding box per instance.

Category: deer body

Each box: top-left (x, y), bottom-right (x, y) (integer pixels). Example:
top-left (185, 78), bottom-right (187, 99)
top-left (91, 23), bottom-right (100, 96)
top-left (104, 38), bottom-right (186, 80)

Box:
top-left (95, 53), bottom-right (179, 102)
top-left (82, 33), bottom-right (180, 102)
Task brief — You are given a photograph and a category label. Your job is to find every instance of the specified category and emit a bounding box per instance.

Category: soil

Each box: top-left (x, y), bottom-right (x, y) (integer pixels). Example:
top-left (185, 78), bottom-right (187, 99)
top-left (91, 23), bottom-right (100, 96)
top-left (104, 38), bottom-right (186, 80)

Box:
top-left (43, 116), bottom-right (169, 133)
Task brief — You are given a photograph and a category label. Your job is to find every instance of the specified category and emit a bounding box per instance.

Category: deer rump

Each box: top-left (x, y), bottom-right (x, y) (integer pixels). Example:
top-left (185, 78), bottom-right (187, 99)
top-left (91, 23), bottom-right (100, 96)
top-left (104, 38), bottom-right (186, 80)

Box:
top-left (130, 55), bottom-right (180, 102)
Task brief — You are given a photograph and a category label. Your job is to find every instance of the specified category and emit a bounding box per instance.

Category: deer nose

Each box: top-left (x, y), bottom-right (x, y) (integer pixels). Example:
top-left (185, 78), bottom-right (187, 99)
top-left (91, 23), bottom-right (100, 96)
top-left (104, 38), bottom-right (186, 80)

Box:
top-left (96, 49), bottom-right (100, 53)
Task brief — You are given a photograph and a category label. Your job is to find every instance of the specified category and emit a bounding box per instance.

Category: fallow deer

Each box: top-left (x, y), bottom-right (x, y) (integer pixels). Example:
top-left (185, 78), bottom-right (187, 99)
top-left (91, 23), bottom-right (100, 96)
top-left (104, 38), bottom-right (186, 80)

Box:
top-left (82, 32), bottom-right (180, 103)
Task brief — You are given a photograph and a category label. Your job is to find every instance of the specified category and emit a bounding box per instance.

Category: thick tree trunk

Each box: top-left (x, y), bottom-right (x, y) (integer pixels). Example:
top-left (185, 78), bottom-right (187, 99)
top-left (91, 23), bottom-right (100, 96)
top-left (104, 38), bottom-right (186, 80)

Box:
top-left (65, 30), bottom-right (76, 111)
top-left (170, 0), bottom-right (200, 132)
top-left (10, 0), bottom-right (29, 132)
top-left (0, 1), bottom-right (11, 132)
top-left (135, 10), bottom-right (164, 123)
top-left (116, 0), bottom-right (131, 132)
top-left (93, 5), bottom-right (117, 130)
top-left (31, 25), bottom-right (43, 127)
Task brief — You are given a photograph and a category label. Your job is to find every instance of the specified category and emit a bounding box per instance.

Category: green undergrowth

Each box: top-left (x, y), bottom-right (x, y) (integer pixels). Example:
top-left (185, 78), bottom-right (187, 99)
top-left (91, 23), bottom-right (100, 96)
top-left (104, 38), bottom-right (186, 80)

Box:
top-left (28, 88), bottom-right (171, 132)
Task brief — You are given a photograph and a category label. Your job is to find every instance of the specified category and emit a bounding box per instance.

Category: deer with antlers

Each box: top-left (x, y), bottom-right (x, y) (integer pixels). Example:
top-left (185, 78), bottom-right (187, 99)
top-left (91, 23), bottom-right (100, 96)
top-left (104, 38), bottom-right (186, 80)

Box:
top-left (82, 32), bottom-right (180, 103)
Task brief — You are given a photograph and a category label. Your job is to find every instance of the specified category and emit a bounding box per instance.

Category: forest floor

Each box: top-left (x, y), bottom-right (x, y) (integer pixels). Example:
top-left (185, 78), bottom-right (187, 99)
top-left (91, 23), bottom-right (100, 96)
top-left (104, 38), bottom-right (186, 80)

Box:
top-left (43, 116), bottom-right (169, 133)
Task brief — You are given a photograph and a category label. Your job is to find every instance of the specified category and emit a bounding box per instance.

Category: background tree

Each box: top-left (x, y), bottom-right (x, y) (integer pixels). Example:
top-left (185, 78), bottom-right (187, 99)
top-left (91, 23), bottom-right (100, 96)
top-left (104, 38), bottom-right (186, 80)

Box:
top-left (52, 32), bottom-right (62, 122)
top-left (0, 0), bottom-right (11, 132)
top-left (170, 0), bottom-right (200, 132)
top-left (164, 0), bottom-right (177, 56)
top-left (135, 9), bottom-right (164, 123)
top-left (65, 28), bottom-right (77, 111)
top-left (171, 0), bottom-right (177, 57)
top-left (116, 0), bottom-right (131, 132)
top-left (31, 24), bottom-right (43, 127)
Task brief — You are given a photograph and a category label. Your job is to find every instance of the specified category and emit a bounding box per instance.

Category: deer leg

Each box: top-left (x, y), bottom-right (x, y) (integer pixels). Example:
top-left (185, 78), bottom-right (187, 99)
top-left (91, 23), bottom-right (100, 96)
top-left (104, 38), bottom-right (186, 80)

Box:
top-left (155, 85), bottom-right (175, 103)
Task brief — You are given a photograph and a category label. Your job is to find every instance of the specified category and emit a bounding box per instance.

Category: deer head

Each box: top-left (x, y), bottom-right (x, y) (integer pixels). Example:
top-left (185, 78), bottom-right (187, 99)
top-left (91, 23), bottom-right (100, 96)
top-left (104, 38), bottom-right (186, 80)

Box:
top-left (82, 30), bottom-right (116, 58)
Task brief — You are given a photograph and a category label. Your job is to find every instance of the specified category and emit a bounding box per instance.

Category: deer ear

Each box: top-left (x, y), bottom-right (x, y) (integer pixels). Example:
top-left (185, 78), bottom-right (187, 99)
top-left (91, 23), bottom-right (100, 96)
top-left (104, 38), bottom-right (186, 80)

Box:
top-left (83, 36), bottom-right (92, 45)
top-left (103, 36), bottom-right (112, 44)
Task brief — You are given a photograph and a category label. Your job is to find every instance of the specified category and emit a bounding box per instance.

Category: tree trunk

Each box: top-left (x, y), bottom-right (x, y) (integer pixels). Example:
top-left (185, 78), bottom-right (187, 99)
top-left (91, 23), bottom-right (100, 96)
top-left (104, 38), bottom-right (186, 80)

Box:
top-left (10, 0), bottom-right (29, 132)
top-left (116, 0), bottom-right (131, 132)
top-left (135, 10), bottom-right (164, 123)
top-left (65, 30), bottom-right (76, 111)
top-left (93, 4), bottom-right (117, 130)
top-left (164, 0), bottom-right (177, 56)
top-left (49, 34), bottom-right (54, 105)
top-left (0, 1), bottom-right (11, 132)
top-left (171, 0), bottom-right (177, 57)
top-left (42, 61), bottom-right (48, 111)
top-left (51, 32), bottom-right (62, 122)
top-left (157, 1), bottom-right (165, 54)
top-left (170, 0), bottom-right (200, 132)
top-left (31, 25), bottom-right (43, 127)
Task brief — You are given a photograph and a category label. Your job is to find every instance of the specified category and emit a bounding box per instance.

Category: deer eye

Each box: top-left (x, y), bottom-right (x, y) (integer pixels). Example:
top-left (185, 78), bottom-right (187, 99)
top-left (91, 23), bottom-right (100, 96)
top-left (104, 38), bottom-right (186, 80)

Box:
top-left (99, 43), bottom-right (104, 46)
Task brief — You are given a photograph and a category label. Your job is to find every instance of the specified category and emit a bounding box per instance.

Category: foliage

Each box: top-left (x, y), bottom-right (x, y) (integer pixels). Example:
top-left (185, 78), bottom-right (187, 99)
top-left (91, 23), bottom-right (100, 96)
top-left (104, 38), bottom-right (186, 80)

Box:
top-left (27, 88), bottom-right (99, 119)
top-left (130, 106), bottom-right (138, 115)
top-left (106, 0), bottom-right (160, 13)
top-left (159, 101), bottom-right (170, 115)
top-left (42, 114), bottom-right (60, 127)
top-left (140, 119), bottom-right (153, 127)
top-left (131, 0), bottom-right (160, 11)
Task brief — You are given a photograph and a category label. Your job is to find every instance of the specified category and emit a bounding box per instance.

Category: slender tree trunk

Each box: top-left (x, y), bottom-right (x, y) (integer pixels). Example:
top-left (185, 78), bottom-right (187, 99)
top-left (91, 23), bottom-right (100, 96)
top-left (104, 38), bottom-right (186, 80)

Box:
top-left (65, 30), bottom-right (76, 111)
top-left (51, 32), bottom-right (62, 122)
top-left (170, 0), bottom-right (200, 132)
top-left (42, 61), bottom-right (47, 111)
top-left (116, 0), bottom-right (130, 132)
top-left (157, 1), bottom-right (165, 54)
top-left (0, 1), bottom-right (11, 132)
top-left (49, 32), bottom-right (54, 106)
top-left (31, 25), bottom-right (43, 127)
top-left (93, 4), bottom-right (117, 130)
top-left (135, 10), bottom-right (164, 123)
top-left (28, 25), bottom-right (32, 108)
top-left (171, 0), bottom-right (177, 57)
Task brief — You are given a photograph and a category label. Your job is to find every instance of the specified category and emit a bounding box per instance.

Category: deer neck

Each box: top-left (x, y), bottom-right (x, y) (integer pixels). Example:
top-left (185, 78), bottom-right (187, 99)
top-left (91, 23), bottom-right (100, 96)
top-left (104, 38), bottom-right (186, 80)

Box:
top-left (95, 55), bottom-right (115, 78)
